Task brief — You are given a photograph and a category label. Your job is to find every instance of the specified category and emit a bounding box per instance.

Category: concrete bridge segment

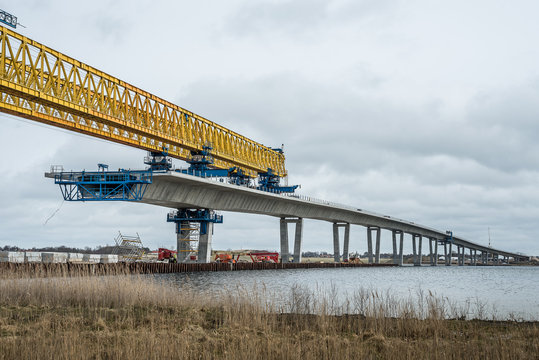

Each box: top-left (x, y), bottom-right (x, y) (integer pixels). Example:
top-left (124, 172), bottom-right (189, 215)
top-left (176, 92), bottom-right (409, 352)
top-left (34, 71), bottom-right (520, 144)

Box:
top-left (140, 172), bottom-right (528, 264)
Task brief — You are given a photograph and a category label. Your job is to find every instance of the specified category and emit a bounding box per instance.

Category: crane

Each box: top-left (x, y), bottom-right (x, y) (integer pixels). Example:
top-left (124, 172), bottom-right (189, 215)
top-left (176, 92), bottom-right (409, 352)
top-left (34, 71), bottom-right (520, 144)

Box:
top-left (0, 25), bottom-right (289, 181)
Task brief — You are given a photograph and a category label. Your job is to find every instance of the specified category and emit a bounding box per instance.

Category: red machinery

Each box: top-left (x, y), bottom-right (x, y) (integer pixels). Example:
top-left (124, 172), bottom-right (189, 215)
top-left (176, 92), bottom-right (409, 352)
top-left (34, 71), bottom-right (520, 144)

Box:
top-left (213, 251), bottom-right (279, 263)
top-left (248, 252), bottom-right (279, 263)
top-left (214, 253), bottom-right (236, 263)
top-left (157, 248), bottom-right (177, 261)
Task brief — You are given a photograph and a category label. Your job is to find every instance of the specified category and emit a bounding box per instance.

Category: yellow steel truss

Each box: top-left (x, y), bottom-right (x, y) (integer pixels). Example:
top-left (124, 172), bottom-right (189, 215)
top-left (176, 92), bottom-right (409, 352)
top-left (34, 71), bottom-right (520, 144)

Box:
top-left (0, 26), bottom-right (286, 177)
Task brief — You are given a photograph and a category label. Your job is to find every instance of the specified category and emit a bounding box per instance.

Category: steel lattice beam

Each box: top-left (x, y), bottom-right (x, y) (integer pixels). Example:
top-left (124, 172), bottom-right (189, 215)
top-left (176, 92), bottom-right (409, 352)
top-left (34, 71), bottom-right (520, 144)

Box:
top-left (0, 26), bottom-right (286, 177)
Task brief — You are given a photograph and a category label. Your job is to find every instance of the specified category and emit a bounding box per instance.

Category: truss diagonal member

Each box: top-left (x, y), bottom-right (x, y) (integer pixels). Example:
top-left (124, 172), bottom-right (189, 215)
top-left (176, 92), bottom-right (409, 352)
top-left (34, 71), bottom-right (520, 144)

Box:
top-left (0, 26), bottom-right (287, 177)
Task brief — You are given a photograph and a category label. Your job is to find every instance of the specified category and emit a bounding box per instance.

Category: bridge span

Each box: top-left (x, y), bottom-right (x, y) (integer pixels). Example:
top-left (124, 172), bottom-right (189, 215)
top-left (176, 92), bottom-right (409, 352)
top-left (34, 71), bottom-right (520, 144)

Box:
top-left (138, 171), bottom-right (528, 265)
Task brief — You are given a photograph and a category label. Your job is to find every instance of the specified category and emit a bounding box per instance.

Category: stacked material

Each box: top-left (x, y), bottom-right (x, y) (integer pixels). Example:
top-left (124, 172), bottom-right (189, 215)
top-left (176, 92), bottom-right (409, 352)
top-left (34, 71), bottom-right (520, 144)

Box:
top-left (67, 253), bottom-right (84, 263)
top-left (0, 251), bottom-right (25, 263)
top-left (82, 254), bottom-right (101, 263)
top-left (41, 252), bottom-right (68, 263)
top-left (100, 254), bottom-right (119, 264)
top-left (24, 252), bottom-right (42, 263)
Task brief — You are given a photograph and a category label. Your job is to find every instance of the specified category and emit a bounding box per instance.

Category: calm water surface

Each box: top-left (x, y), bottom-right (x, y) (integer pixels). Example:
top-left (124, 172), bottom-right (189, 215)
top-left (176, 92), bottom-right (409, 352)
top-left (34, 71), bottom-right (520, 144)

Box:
top-left (153, 266), bottom-right (539, 320)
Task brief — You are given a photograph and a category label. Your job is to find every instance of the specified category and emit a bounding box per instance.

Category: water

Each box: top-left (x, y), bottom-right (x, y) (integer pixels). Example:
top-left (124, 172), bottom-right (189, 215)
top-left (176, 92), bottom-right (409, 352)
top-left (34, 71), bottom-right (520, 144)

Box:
top-left (153, 266), bottom-right (539, 320)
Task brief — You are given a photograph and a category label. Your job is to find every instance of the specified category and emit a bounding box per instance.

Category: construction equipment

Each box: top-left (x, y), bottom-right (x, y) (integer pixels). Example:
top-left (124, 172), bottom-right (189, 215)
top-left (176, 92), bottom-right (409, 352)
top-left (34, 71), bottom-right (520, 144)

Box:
top-left (156, 248), bottom-right (177, 262)
top-left (112, 231), bottom-right (145, 262)
top-left (213, 251), bottom-right (279, 263)
top-left (0, 25), bottom-right (289, 180)
top-left (0, 9), bottom-right (18, 29)
top-left (214, 253), bottom-right (236, 263)
top-left (248, 252), bottom-right (279, 263)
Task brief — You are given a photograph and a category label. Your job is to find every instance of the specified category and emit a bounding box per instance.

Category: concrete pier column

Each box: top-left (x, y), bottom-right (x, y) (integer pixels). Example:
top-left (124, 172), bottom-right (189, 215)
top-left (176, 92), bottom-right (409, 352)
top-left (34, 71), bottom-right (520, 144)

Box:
top-left (418, 236), bottom-right (423, 266)
top-left (281, 217), bottom-right (303, 263)
top-left (412, 235), bottom-right (422, 266)
top-left (392, 231), bottom-right (398, 264)
top-left (468, 248), bottom-right (473, 266)
top-left (367, 227), bottom-right (373, 264)
top-left (434, 239), bottom-right (438, 266)
top-left (197, 222), bottom-right (213, 263)
top-left (342, 223), bottom-right (350, 262)
top-left (293, 218), bottom-right (304, 263)
top-left (412, 234), bottom-right (417, 266)
top-left (280, 218), bottom-right (290, 263)
top-left (398, 232), bottom-right (404, 266)
top-left (177, 220), bottom-right (192, 262)
top-left (429, 238), bottom-right (434, 266)
top-left (448, 243), bottom-right (453, 266)
top-left (333, 223), bottom-right (341, 263)
top-left (375, 228), bottom-right (381, 264)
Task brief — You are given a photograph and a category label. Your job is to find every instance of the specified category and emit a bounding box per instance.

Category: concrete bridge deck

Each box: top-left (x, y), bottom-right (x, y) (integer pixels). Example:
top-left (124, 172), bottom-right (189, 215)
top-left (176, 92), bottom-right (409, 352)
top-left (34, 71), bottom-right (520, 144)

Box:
top-left (141, 172), bottom-right (527, 264)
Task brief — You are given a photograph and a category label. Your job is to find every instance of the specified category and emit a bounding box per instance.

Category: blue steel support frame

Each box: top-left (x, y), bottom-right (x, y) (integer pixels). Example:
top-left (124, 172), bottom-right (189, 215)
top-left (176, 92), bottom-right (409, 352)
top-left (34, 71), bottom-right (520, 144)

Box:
top-left (167, 209), bottom-right (223, 235)
top-left (55, 169), bottom-right (152, 201)
top-left (0, 10), bottom-right (17, 28)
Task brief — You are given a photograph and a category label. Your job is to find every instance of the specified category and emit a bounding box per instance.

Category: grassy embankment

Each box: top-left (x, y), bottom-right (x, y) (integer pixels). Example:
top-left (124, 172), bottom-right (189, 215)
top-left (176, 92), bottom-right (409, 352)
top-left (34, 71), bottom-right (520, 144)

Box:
top-left (0, 272), bottom-right (537, 359)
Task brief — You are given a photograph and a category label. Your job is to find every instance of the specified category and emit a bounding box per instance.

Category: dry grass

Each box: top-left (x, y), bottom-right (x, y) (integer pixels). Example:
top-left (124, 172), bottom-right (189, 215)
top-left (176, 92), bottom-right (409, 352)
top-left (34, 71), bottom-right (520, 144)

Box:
top-left (0, 275), bottom-right (537, 359)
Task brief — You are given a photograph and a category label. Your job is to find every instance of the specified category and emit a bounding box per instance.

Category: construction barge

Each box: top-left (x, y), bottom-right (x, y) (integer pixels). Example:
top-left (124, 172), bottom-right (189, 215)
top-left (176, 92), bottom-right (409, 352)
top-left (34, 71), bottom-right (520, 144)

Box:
top-left (0, 261), bottom-right (397, 278)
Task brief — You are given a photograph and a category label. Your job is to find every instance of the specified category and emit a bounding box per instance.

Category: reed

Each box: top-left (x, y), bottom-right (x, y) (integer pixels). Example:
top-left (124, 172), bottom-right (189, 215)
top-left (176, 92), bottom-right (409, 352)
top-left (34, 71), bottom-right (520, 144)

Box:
top-left (0, 274), bottom-right (537, 359)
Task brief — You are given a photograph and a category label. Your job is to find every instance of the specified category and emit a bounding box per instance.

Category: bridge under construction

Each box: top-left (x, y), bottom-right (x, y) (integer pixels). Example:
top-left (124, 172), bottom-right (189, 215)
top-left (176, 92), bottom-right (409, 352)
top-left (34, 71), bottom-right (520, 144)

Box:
top-left (0, 24), bottom-right (529, 265)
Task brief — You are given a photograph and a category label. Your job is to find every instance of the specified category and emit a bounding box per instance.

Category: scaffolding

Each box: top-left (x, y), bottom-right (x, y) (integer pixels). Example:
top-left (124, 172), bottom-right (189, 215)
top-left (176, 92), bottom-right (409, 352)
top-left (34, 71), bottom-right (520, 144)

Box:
top-left (112, 231), bottom-right (145, 261)
top-left (178, 222), bottom-right (200, 262)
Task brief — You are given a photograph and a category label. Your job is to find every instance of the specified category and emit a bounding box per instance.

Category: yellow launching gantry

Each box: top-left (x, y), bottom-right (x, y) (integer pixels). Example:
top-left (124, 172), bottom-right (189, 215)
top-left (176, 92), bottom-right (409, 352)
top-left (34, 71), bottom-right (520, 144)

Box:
top-left (0, 25), bottom-right (287, 178)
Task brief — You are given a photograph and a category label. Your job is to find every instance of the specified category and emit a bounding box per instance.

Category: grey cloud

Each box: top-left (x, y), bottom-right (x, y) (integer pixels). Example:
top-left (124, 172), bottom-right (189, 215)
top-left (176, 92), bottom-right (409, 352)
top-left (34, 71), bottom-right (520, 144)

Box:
top-left (177, 71), bottom-right (539, 254)
top-left (225, 0), bottom-right (398, 39)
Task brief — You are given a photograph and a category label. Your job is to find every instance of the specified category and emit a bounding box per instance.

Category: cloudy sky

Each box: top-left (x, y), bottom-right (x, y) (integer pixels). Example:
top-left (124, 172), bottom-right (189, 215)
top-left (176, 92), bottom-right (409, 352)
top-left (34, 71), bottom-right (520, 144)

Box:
top-left (1, 0), bottom-right (538, 255)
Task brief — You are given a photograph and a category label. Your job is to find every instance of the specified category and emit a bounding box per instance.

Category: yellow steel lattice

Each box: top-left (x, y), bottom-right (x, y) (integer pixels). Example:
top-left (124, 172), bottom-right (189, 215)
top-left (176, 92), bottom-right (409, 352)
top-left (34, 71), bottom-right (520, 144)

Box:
top-left (0, 26), bottom-right (286, 177)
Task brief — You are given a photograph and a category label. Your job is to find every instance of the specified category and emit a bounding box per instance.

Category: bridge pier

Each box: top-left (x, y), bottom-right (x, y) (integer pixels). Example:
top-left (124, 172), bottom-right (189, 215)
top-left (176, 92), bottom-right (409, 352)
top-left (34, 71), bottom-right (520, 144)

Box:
top-left (280, 217), bottom-right (303, 263)
top-left (197, 223), bottom-right (213, 263)
top-left (434, 239), bottom-right (439, 266)
top-left (429, 238), bottom-right (438, 266)
top-left (367, 227), bottom-right (381, 264)
top-left (177, 220), bottom-right (192, 263)
top-left (444, 242), bottom-right (452, 266)
top-left (412, 234), bottom-right (422, 266)
top-left (168, 209), bottom-right (222, 263)
top-left (343, 223), bottom-right (350, 262)
top-left (392, 231), bottom-right (398, 264)
top-left (392, 230), bottom-right (404, 265)
top-left (333, 222), bottom-right (350, 263)
top-left (293, 218), bottom-right (304, 263)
